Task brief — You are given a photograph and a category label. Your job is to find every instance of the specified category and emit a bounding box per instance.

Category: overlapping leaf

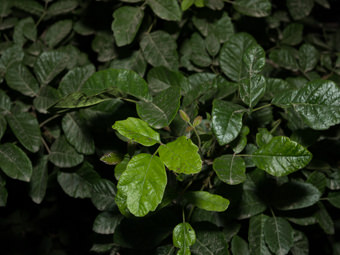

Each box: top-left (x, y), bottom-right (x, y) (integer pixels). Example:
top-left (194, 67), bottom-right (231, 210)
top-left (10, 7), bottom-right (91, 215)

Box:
top-left (213, 154), bottom-right (246, 185)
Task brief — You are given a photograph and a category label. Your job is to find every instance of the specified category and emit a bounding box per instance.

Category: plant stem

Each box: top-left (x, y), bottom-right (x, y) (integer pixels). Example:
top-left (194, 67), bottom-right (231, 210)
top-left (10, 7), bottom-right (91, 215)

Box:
top-left (188, 122), bottom-right (201, 150)
top-left (41, 137), bottom-right (51, 154)
top-left (252, 103), bottom-right (272, 113)
top-left (39, 114), bottom-right (61, 127)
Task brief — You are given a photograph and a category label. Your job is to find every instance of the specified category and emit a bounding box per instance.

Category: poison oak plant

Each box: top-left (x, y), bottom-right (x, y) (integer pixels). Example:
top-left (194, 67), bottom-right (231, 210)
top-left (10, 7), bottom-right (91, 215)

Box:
top-left (0, 0), bottom-right (340, 254)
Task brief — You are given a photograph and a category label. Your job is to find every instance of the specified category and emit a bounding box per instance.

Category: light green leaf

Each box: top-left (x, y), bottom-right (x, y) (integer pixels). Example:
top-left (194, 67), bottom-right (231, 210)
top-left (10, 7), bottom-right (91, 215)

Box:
top-left (147, 0), bottom-right (182, 21)
top-left (281, 23), bottom-right (303, 46)
top-left (243, 44), bottom-right (266, 75)
top-left (55, 92), bottom-right (108, 109)
top-left (93, 211), bottom-right (123, 234)
top-left (248, 214), bottom-right (271, 255)
top-left (5, 62), bottom-right (39, 97)
top-left (140, 31), bottom-right (179, 71)
top-left (239, 74), bottom-right (266, 108)
top-left (13, 0), bottom-right (44, 16)
top-left (6, 112), bottom-right (41, 153)
top-left (29, 155), bottom-right (48, 204)
top-left (315, 202), bottom-right (334, 235)
top-left (286, 0), bottom-right (314, 20)
top-left (34, 51), bottom-right (69, 85)
top-left (213, 155), bottom-right (246, 185)
top-left (269, 47), bottom-right (298, 71)
top-left (112, 117), bottom-right (160, 146)
top-left (173, 222), bottom-right (196, 254)
top-left (0, 143), bottom-right (32, 182)
top-left (231, 235), bottom-right (249, 255)
top-left (256, 128), bottom-right (273, 147)
top-left (181, 0), bottom-right (194, 11)
top-left (272, 79), bottom-right (340, 130)
top-left (184, 191), bottom-right (229, 212)
top-left (117, 153), bottom-right (167, 217)
top-left (81, 68), bottom-right (151, 101)
top-left (62, 112), bottom-right (95, 155)
top-left (264, 217), bottom-right (294, 255)
top-left (158, 136), bottom-right (202, 174)
top-left (137, 86), bottom-right (181, 129)
top-left (219, 33), bottom-right (257, 82)
top-left (47, 0), bottom-right (78, 16)
top-left (0, 116), bottom-right (6, 141)
top-left (91, 179), bottom-right (116, 211)
top-left (110, 50), bottom-right (147, 77)
top-left (212, 99), bottom-right (246, 145)
top-left (44, 20), bottom-right (73, 48)
top-left (33, 86), bottom-right (61, 113)
top-left (328, 191), bottom-right (340, 208)
top-left (298, 44), bottom-right (319, 72)
top-left (49, 136), bottom-right (84, 168)
top-left (115, 154), bottom-right (130, 180)
top-left (112, 6), bottom-right (144, 47)
top-left (233, 0), bottom-right (271, 17)
top-left (100, 152), bottom-right (122, 165)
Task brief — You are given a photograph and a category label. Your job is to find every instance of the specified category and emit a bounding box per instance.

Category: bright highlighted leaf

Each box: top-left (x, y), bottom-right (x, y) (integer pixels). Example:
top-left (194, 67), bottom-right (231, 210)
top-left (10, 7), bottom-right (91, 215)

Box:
top-left (173, 223), bottom-right (196, 255)
top-left (112, 117), bottom-right (160, 146)
top-left (117, 153), bottom-right (167, 217)
top-left (55, 92), bottom-right (108, 109)
top-left (213, 154), bottom-right (246, 185)
top-left (184, 191), bottom-right (229, 212)
top-left (112, 6), bottom-right (144, 47)
top-left (248, 214), bottom-right (271, 255)
top-left (272, 79), bottom-right (340, 130)
top-left (212, 99), bottom-right (246, 145)
top-left (6, 112), bottom-right (41, 153)
top-left (158, 136), bottom-right (202, 174)
top-left (239, 74), bottom-right (266, 108)
top-left (233, 0), bottom-right (271, 17)
top-left (264, 217), bottom-right (294, 255)
top-left (147, 0), bottom-right (182, 21)
top-left (137, 86), bottom-right (181, 129)
top-left (243, 44), bottom-right (266, 75)
top-left (253, 136), bottom-right (312, 177)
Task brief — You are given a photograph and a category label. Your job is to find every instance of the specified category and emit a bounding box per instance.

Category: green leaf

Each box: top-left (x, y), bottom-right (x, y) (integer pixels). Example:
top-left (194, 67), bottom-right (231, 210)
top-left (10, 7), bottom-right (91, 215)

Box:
top-left (184, 191), bottom-right (229, 212)
top-left (181, 0), bottom-right (194, 11)
top-left (47, 0), bottom-right (78, 16)
top-left (34, 51), bottom-right (69, 85)
top-left (205, 33), bottom-right (220, 57)
top-left (0, 143), bottom-right (32, 182)
top-left (272, 80), bottom-right (340, 130)
top-left (315, 202), bottom-right (334, 235)
top-left (243, 44), bottom-right (266, 75)
top-left (55, 92), bottom-right (108, 109)
top-left (33, 86), bottom-right (61, 113)
top-left (14, 17), bottom-right (36, 46)
top-left (173, 222), bottom-right (196, 255)
top-left (13, 0), bottom-right (44, 16)
top-left (327, 191), bottom-right (340, 208)
top-left (147, 0), bottom-right (182, 21)
top-left (189, 33), bottom-right (211, 67)
top-left (291, 230), bottom-right (309, 255)
top-left (231, 235), bottom-right (249, 255)
top-left (110, 50), bottom-right (147, 77)
top-left (5, 62), bottom-right (39, 97)
top-left (281, 23), bottom-right (303, 46)
top-left (44, 20), bottom-right (73, 48)
top-left (81, 68), bottom-right (151, 101)
top-left (62, 112), bottom-right (95, 155)
top-left (252, 136), bottom-right (312, 177)
top-left (248, 214), bottom-right (271, 255)
top-left (0, 90), bottom-right (11, 114)
top-left (112, 6), bottom-right (144, 47)
top-left (0, 0), bottom-right (13, 18)
top-left (273, 181), bottom-right (321, 210)
top-left (212, 99), bottom-right (246, 145)
top-left (256, 128), bottom-right (273, 147)
top-left (6, 112), bottom-right (41, 153)
top-left (140, 31), bottom-right (179, 71)
top-left (91, 179), bottom-right (116, 211)
top-left (0, 184), bottom-right (8, 207)
top-left (306, 171), bottom-right (326, 194)
top-left (219, 33), bottom-right (257, 82)
top-left (158, 136), bottom-right (202, 174)
top-left (269, 47), bottom-right (298, 71)
top-left (29, 155), bottom-right (48, 204)
top-left (286, 0), bottom-right (314, 20)
top-left (100, 152), bottom-right (122, 165)
top-left (213, 154), bottom-right (246, 185)
top-left (233, 0), bottom-right (271, 17)
top-left (115, 154), bottom-right (130, 180)
top-left (112, 117), bottom-right (160, 146)
top-left (49, 136), bottom-right (84, 168)
top-left (57, 162), bottom-right (100, 198)
top-left (264, 217), bottom-right (294, 255)
top-left (137, 86), bottom-right (181, 129)
top-left (298, 44), bottom-right (319, 72)
top-left (117, 153), bottom-right (167, 217)
top-left (93, 211), bottom-right (123, 234)
top-left (0, 45), bottom-right (24, 71)
top-left (239, 74), bottom-right (266, 108)
top-left (0, 116), bottom-right (6, 141)
top-left (231, 125), bottom-right (249, 153)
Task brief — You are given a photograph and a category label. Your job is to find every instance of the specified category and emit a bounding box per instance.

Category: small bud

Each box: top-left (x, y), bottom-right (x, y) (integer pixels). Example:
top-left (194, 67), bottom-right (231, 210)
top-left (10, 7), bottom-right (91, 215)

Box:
top-left (179, 110), bottom-right (190, 123)
top-left (192, 116), bottom-right (202, 127)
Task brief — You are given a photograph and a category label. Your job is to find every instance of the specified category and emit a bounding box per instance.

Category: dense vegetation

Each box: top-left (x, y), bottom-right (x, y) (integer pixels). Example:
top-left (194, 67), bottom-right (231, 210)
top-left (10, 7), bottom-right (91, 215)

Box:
top-left (0, 0), bottom-right (340, 254)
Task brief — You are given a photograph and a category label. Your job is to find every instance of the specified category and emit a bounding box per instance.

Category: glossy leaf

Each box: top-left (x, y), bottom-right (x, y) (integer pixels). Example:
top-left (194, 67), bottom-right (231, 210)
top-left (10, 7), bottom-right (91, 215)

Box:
top-left (147, 0), bottom-right (182, 21)
top-left (173, 222), bottom-right (196, 255)
top-left (29, 155), bottom-right (48, 204)
top-left (49, 136), bottom-right (84, 168)
top-left (55, 92), bottom-right (108, 109)
top-left (137, 86), bottom-right (181, 129)
top-left (233, 0), bottom-right (271, 17)
top-left (213, 154), bottom-right (246, 185)
top-left (272, 80), bottom-right (340, 130)
top-left (212, 99), bottom-right (246, 145)
top-left (184, 191), bottom-right (229, 212)
top-left (243, 44), bottom-right (266, 75)
top-left (6, 112), bottom-right (41, 153)
top-left (248, 214), bottom-right (271, 255)
top-left (112, 117), bottom-right (160, 146)
top-left (93, 211), bottom-right (123, 234)
top-left (286, 0), bottom-right (314, 20)
top-left (44, 20), bottom-right (73, 48)
top-left (239, 74), bottom-right (266, 108)
top-left (117, 153), bottom-right (167, 217)
top-left (256, 128), bottom-right (273, 147)
top-left (298, 44), bottom-right (319, 72)
top-left (158, 136), bottom-right (202, 174)
top-left (140, 31), bottom-right (179, 70)
top-left (0, 143), bottom-right (32, 182)
top-left (189, 33), bottom-right (211, 67)
top-left (252, 136), bottom-right (312, 176)
top-left (112, 6), bottom-right (144, 47)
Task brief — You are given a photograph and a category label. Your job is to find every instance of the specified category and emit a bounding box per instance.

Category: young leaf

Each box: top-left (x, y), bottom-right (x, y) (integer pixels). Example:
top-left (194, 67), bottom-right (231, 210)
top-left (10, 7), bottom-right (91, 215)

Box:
top-left (184, 191), bottom-right (229, 212)
top-left (252, 136), bottom-right (312, 177)
top-left (117, 153), bottom-right (167, 217)
top-left (173, 222), bottom-right (196, 255)
top-left (233, 0), bottom-right (271, 17)
top-left (239, 74), bottom-right (266, 108)
top-left (158, 136), bottom-right (202, 174)
top-left (29, 155), bottom-right (48, 204)
top-left (231, 235), bottom-right (249, 255)
top-left (112, 6), bottom-right (144, 47)
top-left (248, 214), bottom-right (271, 255)
top-left (100, 152), bottom-right (122, 166)
top-left (44, 20), bottom-right (73, 48)
top-left (212, 99), bottom-right (246, 145)
top-left (93, 211), bottom-right (123, 235)
top-left (0, 143), bottom-right (32, 182)
top-left (213, 154), bottom-right (246, 185)
top-left (298, 44), bottom-right (319, 72)
top-left (147, 0), bottom-right (182, 21)
top-left (286, 0), bottom-right (314, 20)
top-left (112, 117), bottom-right (160, 146)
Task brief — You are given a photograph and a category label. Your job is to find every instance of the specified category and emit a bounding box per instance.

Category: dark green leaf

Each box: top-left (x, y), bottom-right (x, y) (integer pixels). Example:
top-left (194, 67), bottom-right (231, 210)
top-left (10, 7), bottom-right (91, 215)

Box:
top-left (189, 33), bottom-right (211, 67)
top-left (173, 222), bottom-right (196, 254)
top-left (33, 86), bottom-right (61, 113)
top-left (231, 125), bottom-right (249, 153)
top-left (91, 179), bottom-right (116, 211)
top-left (147, 0), bottom-right (182, 21)
top-left (233, 0), bottom-right (271, 17)
top-left (205, 33), bottom-right (220, 57)
top-left (93, 211), bottom-right (123, 234)
top-left (0, 45), bottom-right (24, 71)
top-left (281, 23), bottom-right (303, 46)
top-left (55, 92), bottom-right (108, 109)
top-left (44, 20), bottom-right (73, 48)
top-left (327, 191), bottom-right (340, 208)
top-left (298, 44), bottom-right (319, 72)
top-left (239, 74), bottom-right (266, 108)
top-left (315, 202), bottom-right (334, 235)
top-left (29, 155), bottom-right (48, 204)
top-left (213, 154), bottom-right (246, 185)
top-left (0, 184), bottom-right (8, 206)
top-left (47, 0), bottom-right (78, 16)
top-left (0, 143), bottom-right (32, 182)
top-left (13, 17), bottom-right (36, 46)
top-left (286, 0), bottom-right (314, 20)
top-left (184, 191), bottom-right (229, 212)
top-left (269, 47), bottom-right (298, 71)
top-left (291, 230), bottom-right (309, 255)
top-left (231, 235), bottom-right (249, 255)
top-left (248, 214), bottom-right (271, 255)
top-left (13, 0), bottom-right (44, 16)
top-left (0, 116), bottom-right (6, 141)
top-left (115, 154), bottom-right (130, 180)
top-left (100, 152), bottom-right (122, 165)
top-left (0, 0), bottom-right (12, 18)
top-left (256, 128), bottom-right (273, 147)
top-left (110, 50), bottom-right (147, 77)
top-left (306, 171), bottom-right (326, 194)
top-left (243, 44), bottom-right (266, 75)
